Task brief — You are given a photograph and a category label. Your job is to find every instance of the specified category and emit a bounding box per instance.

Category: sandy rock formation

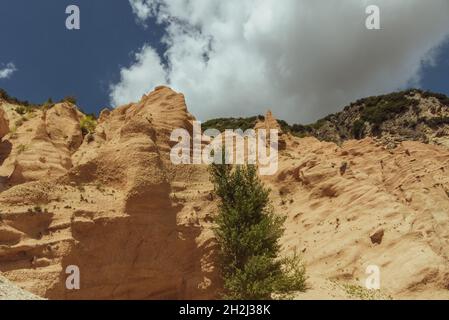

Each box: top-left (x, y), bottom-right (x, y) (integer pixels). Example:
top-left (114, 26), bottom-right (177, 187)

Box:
top-left (1, 87), bottom-right (449, 300)
top-left (0, 87), bottom-right (217, 300)
top-left (0, 102), bottom-right (84, 186)
top-left (0, 107), bottom-right (8, 139)
top-left (271, 137), bottom-right (449, 299)
top-left (255, 111), bottom-right (287, 150)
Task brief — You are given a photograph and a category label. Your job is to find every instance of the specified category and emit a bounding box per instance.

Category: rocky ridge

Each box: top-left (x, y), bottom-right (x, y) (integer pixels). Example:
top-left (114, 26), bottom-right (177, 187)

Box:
top-left (305, 89), bottom-right (449, 148)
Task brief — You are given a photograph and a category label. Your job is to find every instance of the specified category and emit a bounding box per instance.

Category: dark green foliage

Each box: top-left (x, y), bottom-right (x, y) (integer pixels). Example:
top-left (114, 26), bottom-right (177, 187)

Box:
top-left (1, 88), bottom-right (58, 112)
top-left (41, 100), bottom-right (55, 111)
top-left (277, 119), bottom-right (294, 134)
top-left (352, 120), bottom-right (365, 139)
top-left (202, 116), bottom-right (265, 133)
top-left (202, 115), bottom-right (315, 138)
top-left (424, 117), bottom-right (449, 128)
top-left (200, 88), bottom-right (448, 145)
top-left (14, 106), bottom-right (28, 115)
top-left (420, 90), bottom-right (449, 107)
top-left (309, 118), bottom-right (328, 130)
top-left (358, 92), bottom-right (418, 127)
top-left (15, 105), bottom-right (37, 115)
top-left (0, 88), bottom-right (38, 107)
top-left (61, 96), bottom-right (78, 105)
top-left (340, 89), bottom-right (449, 136)
top-left (210, 163), bottom-right (306, 300)
top-left (289, 124), bottom-right (312, 137)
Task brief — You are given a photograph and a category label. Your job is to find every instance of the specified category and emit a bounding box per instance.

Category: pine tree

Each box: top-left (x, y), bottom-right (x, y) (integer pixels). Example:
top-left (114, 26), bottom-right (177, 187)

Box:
top-left (210, 163), bottom-right (306, 300)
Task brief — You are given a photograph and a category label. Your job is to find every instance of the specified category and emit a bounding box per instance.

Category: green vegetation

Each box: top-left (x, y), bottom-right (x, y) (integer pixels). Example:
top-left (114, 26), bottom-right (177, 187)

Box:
top-left (351, 89), bottom-right (449, 119)
top-left (202, 116), bottom-right (265, 133)
top-left (355, 91), bottom-right (419, 129)
top-left (202, 116), bottom-right (315, 138)
top-left (210, 162), bottom-right (306, 300)
top-left (352, 119), bottom-right (365, 139)
top-left (61, 96), bottom-right (77, 105)
top-left (1, 88), bottom-right (59, 112)
top-left (41, 98), bottom-right (55, 111)
top-left (288, 124), bottom-right (313, 137)
top-left (423, 116), bottom-right (449, 128)
top-left (201, 89), bottom-right (449, 141)
top-left (345, 89), bottom-right (449, 132)
top-left (338, 282), bottom-right (392, 300)
top-left (420, 90), bottom-right (449, 107)
top-left (0, 88), bottom-right (38, 107)
top-left (14, 105), bottom-right (35, 115)
top-left (197, 88), bottom-right (449, 145)
top-left (80, 115), bottom-right (97, 136)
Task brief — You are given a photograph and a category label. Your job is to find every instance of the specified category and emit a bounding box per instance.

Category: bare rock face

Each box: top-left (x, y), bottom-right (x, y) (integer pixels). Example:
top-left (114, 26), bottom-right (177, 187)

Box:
top-left (0, 107), bottom-right (8, 139)
top-left (273, 137), bottom-right (449, 299)
top-left (4, 103), bottom-right (83, 184)
top-left (0, 87), bottom-right (217, 300)
top-left (255, 111), bottom-right (287, 150)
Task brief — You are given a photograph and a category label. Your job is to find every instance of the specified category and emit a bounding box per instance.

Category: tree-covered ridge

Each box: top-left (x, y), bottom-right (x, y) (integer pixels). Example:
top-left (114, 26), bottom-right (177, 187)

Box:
top-left (202, 89), bottom-right (449, 145)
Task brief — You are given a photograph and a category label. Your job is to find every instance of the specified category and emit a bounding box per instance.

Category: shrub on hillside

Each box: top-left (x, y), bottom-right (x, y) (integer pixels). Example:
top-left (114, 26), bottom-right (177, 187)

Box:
top-left (352, 120), bottom-right (366, 139)
top-left (0, 88), bottom-right (38, 107)
top-left (202, 116), bottom-right (265, 133)
top-left (61, 96), bottom-right (78, 105)
top-left (421, 90), bottom-right (449, 107)
top-left (80, 115), bottom-right (97, 136)
top-left (14, 106), bottom-right (27, 115)
top-left (359, 93), bottom-right (418, 128)
top-left (425, 117), bottom-right (449, 128)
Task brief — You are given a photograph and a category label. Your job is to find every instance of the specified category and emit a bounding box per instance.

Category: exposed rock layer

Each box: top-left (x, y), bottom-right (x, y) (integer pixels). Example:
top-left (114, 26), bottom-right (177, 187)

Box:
top-left (0, 87), bottom-right (449, 300)
top-left (0, 88), bottom-right (217, 299)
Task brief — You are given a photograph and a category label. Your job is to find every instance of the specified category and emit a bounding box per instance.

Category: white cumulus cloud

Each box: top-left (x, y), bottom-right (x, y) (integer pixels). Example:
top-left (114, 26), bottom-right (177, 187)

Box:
top-left (0, 63), bottom-right (17, 80)
top-left (111, 0), bottom-right (449, 123)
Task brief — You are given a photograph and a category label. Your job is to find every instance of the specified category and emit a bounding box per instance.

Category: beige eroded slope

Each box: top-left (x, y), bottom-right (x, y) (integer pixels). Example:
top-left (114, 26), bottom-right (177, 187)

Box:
top-left (0, 87), bottom-right (218, 299)
top-left (268, 135), bottom-right (449, 299)
top-left (0, 87), bottom-right (449, 300)
top-left (0, 107), bottom-right (8, 139)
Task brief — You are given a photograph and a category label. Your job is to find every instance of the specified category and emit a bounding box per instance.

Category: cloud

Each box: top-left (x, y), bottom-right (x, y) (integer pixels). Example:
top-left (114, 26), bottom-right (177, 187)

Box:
top-left (0, 63), bottom-right (17, 80)
top-left (109, 45), bottom-right (167, 105)
top-left (129, 0), bottom-right (154, 26)
top-left (112, 0), bottom-right (449, 123)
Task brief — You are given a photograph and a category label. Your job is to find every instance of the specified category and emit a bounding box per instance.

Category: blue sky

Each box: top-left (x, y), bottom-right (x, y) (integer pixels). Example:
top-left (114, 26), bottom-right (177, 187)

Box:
top-left (0, 0), bottom-right (165, 113)
top-left (0, 0), bottom-right (449, 123)
top-left (419, 41), bottom-right (449, 95)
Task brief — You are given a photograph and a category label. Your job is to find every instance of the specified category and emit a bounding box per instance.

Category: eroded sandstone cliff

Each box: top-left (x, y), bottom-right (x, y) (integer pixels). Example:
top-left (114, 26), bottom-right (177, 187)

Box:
top-left (1, 87), bottom-right (449, 300)
top-left (0, 87), bottom-right (218, 299)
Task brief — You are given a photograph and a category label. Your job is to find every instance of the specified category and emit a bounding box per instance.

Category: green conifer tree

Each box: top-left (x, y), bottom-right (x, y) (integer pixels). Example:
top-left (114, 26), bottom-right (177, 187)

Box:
top-left (210, 163), bottom-right (306, 300)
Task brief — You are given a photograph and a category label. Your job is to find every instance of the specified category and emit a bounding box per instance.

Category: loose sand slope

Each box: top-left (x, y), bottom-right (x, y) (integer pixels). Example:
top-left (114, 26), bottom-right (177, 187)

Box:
top-left (270, 136), bottom-right (449, 299)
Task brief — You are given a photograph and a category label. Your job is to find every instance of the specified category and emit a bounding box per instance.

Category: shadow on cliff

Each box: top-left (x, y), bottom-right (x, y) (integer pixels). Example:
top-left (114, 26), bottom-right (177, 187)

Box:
top-left (44, 181), bottom-right (218, 300)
